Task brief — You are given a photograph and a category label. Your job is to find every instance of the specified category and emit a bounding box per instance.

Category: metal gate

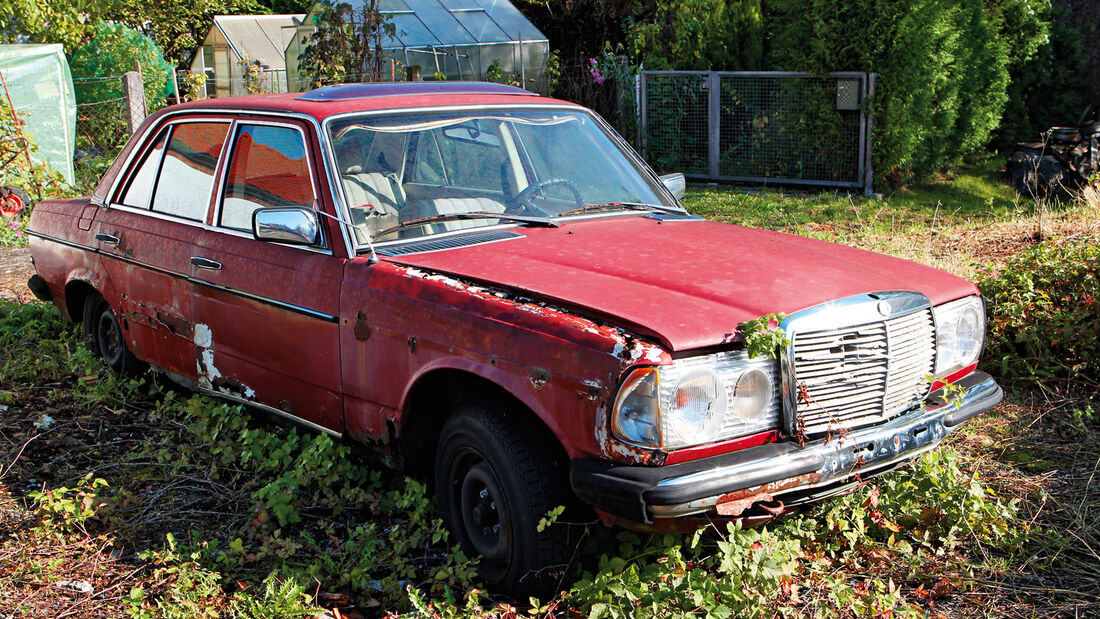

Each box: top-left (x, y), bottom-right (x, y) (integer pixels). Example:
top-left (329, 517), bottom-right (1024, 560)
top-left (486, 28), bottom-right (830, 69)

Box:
top-left (639, 71), bottom-right (875, 194)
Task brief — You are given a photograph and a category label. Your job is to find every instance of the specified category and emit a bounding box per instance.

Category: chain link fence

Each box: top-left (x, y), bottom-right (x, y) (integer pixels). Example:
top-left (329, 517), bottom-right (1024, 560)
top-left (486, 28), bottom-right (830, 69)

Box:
top-left (640, 71), bottom-right (874, 193)
top-left (72, 76), bottom-right (133, 194)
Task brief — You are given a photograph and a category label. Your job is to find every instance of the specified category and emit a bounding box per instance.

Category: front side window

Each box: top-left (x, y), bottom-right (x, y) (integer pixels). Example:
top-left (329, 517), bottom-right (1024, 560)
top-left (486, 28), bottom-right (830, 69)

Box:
top-left (151, 122), bottom-right (229, 221)
top-left (221, 124), bottom-right (314, 232)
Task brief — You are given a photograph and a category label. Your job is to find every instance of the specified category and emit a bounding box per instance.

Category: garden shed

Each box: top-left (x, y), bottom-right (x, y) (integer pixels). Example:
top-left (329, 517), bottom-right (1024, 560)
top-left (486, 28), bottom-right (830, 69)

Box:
top-left (284, 0), bottom-right (549, 93)
top-left (190, 14), bottom-right (305, 98)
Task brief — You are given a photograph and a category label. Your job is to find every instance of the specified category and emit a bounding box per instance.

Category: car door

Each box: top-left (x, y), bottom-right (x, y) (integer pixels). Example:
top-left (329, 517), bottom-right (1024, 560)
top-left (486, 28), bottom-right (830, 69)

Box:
top-left (189, 119), bottom-right (344, 432)
top-left (95, 119), bottom-right (231, 379)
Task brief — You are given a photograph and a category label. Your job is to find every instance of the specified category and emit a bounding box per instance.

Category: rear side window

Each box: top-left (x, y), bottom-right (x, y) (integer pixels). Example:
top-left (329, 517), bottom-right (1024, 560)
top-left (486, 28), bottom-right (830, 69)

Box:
top-left (220, 124), bottom-right (314, 232)
top-left (150, 122), bottom-right (229, 221)
top-left (119, 129), bottom-right (168, 209)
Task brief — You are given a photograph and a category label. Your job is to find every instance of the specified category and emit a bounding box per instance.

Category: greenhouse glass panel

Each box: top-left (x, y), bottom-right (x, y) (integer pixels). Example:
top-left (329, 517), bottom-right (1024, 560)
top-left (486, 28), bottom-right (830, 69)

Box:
top-left (389, 13), bottom-right (441, 46)
top-left (453, 10), bottom-right (510, 43)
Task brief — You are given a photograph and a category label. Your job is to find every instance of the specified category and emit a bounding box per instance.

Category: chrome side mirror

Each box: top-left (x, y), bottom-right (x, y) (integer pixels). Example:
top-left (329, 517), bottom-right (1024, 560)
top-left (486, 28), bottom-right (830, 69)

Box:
top-left (253, 207), bottom-right (320, 245)
top-left (660, 173), bottom-right (686, 200)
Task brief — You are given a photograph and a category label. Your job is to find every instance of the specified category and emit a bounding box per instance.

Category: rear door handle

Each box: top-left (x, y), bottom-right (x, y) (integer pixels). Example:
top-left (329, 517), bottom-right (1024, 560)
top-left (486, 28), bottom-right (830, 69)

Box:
top-left (95, 233), bottom-right (120, 246)
top-left (190, 256), bottom-right (223, 270)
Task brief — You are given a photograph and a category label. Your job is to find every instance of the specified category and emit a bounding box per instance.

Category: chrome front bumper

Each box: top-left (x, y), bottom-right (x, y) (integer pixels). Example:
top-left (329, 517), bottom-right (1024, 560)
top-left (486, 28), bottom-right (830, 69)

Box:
top-left (570, 371), bottom-right (1003, 523)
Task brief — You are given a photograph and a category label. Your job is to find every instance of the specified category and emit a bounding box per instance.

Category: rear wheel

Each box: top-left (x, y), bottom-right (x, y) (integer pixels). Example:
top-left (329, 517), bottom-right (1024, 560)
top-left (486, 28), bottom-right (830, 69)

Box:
top-left (435, 403), bottom-right (574, 599)
top-left (82, 294), bottom-right (144, 375)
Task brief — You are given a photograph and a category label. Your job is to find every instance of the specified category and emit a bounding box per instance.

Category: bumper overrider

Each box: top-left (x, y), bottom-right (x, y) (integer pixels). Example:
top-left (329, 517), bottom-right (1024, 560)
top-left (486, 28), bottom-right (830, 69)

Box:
top-left (571, 371), bottom-right (1003, 524)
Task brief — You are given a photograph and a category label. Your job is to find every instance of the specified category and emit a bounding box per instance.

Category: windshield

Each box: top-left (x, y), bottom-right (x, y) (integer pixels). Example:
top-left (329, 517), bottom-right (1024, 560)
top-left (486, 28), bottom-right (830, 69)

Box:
top-left (326, 108), bottom-right (677, 246)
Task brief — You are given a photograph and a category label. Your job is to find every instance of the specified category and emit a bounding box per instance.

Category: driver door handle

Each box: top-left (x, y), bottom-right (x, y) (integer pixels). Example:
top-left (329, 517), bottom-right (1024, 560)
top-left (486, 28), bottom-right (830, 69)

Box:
top-left (190, 256), bottom-right (223, 270)
top-left (95, 233), bottom-right (120, 246)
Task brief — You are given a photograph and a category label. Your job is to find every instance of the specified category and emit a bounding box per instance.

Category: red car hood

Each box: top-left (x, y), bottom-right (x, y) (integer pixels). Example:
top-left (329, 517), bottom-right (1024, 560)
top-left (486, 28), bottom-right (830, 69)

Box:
top-left (387, 216), bottom-right (977, 351)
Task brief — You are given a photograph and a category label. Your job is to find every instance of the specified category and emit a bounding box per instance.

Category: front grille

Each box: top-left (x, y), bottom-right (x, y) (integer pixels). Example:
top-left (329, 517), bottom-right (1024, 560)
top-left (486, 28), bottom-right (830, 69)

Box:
top-left (790, 307), bottom-right (935, 435)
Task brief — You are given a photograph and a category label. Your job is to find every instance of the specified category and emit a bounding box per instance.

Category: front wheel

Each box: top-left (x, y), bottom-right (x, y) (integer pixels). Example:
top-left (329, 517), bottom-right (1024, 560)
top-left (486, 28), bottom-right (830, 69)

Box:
top-left (82, 293), bottom-right (144, 375)
top-left (435, 403), bottom-right (574, 598)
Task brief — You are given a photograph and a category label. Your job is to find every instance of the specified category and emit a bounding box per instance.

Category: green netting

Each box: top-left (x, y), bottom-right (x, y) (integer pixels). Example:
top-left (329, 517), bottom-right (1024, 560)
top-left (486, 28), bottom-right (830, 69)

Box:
top-left (0, 44), bottom-right (76, 184)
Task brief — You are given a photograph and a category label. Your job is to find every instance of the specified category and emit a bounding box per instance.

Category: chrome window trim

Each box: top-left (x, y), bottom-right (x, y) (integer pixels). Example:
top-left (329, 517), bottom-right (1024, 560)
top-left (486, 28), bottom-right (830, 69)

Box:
top-left (117, 124), bottom-right (172, 210)
top-left (779, 291), bottom-right (935, 437)
top-left (212, 119), bottom-right (328, 251)
top-left (104, 107), bottom-right (355, 259)
top-left (319, 103), bottom-right (685, 253)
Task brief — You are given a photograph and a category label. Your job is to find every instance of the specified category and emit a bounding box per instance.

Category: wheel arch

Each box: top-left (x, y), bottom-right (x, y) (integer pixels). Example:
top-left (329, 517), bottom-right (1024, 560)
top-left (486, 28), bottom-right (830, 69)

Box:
top-left (399, 367), bottom-right (569, 480)
top-left (63, 278), bottom-right (100, 322)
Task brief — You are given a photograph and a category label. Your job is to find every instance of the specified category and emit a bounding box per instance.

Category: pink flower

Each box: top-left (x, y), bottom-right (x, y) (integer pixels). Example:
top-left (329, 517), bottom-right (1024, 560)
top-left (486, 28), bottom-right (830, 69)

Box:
top-left (589, 58), bottom-right (597, 65)
top-left (7, 220), bottom-right (18, 230)
top-left (14, 230), bottom-right (22, 238)
top-left (591, 70), bottom-right (605, 84)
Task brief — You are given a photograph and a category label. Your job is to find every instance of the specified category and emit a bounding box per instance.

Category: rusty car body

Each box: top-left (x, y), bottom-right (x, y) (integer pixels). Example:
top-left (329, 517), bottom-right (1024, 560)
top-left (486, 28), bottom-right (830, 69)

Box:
top-left (26, 82), bottom-right (1002, 595)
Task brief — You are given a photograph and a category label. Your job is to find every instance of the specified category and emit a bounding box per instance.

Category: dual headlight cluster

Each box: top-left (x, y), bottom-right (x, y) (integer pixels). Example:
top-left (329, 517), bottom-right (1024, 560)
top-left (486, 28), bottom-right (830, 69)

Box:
top-left (612, 351), bottom-right (780, 450)
top-left (611, 295), bottom-right (986, 451)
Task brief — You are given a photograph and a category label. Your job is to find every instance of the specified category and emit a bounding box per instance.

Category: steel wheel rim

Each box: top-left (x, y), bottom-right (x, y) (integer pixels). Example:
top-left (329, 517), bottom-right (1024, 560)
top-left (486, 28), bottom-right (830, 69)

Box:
top-left (97, 310), bottom-right (123, 367)
top-left (451, 451), bottom-right (511, 572)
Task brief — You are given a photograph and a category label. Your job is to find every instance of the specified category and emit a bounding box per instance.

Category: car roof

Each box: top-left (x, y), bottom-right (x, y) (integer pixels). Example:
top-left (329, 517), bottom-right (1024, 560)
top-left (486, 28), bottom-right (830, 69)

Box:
top-left (166, 82), bottom-right (579, 121)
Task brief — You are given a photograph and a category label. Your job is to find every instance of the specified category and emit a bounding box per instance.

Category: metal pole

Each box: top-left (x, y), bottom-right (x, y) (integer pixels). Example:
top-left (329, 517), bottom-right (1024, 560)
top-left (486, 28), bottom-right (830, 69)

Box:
top-left (454, 45), bottom-right (462, 80)
top-left (171, 68), bottom-right (181, 104)
top-left (708, 72), bottom-right (720, 180)
top-left (518, 32), bottom-right (525, 89)
top-left (863, 72), bottom-right (876, 196)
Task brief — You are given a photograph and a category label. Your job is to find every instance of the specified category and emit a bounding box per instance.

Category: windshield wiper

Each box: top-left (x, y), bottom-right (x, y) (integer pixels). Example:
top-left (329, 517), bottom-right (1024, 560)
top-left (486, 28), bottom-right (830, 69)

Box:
top-left (556, 202), bottom-right (686, 218)
top-left (376, 211), bottom-right (557, 238)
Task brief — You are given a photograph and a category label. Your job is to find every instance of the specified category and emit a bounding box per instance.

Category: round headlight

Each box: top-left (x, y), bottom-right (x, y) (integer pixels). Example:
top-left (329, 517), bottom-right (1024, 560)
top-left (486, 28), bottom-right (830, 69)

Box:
top-left (732, 368), bottom-right (773, 420)
top-left (664, 368), bottom-right (726, 445)
top-left (955, 305), bottom-right (983, 363)
top-left (612, 368), bottom-right (661, 447)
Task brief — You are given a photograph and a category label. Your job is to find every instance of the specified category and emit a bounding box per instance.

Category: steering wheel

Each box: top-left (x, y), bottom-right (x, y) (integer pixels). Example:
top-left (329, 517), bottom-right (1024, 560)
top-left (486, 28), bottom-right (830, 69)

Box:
top-left (506, 178), bottom-right (583, 215)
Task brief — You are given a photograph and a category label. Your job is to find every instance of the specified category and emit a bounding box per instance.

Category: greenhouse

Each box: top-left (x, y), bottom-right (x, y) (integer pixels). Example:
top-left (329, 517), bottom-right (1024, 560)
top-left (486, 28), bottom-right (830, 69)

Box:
top-left (284, 0), bottom-right (549, 93)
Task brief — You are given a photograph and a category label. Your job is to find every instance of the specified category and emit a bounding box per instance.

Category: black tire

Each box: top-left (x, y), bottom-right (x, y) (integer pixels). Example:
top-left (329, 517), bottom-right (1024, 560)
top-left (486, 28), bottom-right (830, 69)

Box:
top-left (435, 403), bottom-right (574, 599)
top-left (82, 293), bottom-right (144, 375)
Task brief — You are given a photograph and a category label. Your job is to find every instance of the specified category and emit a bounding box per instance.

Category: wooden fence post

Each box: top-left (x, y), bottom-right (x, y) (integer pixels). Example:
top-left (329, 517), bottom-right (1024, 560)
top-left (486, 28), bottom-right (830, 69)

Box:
top-left (121, 71), bottom-right (146, 135)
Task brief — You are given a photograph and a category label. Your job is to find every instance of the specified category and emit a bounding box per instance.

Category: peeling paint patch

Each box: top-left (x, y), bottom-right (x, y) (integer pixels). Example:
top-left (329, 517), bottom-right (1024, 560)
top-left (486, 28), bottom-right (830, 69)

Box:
top-left (194, 323), bottom-right (213, 348)
top-left (198, 348), bottom-right (222, 389)
top-left (192, 324), bottom-right (254, 400)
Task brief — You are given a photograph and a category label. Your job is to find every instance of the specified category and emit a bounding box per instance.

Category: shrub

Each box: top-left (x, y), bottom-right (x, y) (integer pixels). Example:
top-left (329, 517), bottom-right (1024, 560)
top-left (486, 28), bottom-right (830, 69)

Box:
top-left (979, 240), bottom-right (1100, 394)
top-left (624, 0), bottom-right (764, 71)
top-left (69, 20), bottom-right (174, 107)
top-left (766, 0), bottom-right (1047, 186)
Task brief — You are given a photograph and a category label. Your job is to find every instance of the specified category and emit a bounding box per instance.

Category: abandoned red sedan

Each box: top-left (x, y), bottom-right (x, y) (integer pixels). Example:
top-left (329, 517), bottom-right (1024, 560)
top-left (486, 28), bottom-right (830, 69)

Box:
top-left (27, 82), bottom-right (1002, 595)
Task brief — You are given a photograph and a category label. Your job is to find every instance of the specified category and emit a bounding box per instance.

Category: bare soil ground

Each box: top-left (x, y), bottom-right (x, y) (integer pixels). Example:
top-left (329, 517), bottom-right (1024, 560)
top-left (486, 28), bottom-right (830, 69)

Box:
top-left (0, 248), bottom-right (32, 303)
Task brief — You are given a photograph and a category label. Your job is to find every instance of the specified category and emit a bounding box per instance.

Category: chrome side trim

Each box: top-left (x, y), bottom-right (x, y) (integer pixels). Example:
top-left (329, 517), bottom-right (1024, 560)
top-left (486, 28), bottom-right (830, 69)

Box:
top-left (26, 230), bottom-right (338, 323)
top-left (159, 368), bottom-right (343, 439)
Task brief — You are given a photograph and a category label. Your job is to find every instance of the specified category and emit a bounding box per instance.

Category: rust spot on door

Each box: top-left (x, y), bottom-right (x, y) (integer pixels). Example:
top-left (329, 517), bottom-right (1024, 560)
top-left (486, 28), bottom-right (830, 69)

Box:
top-left (353, 310), bottom-right (372, 341)
top-left (155, 310), bottom-right (194, 338)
